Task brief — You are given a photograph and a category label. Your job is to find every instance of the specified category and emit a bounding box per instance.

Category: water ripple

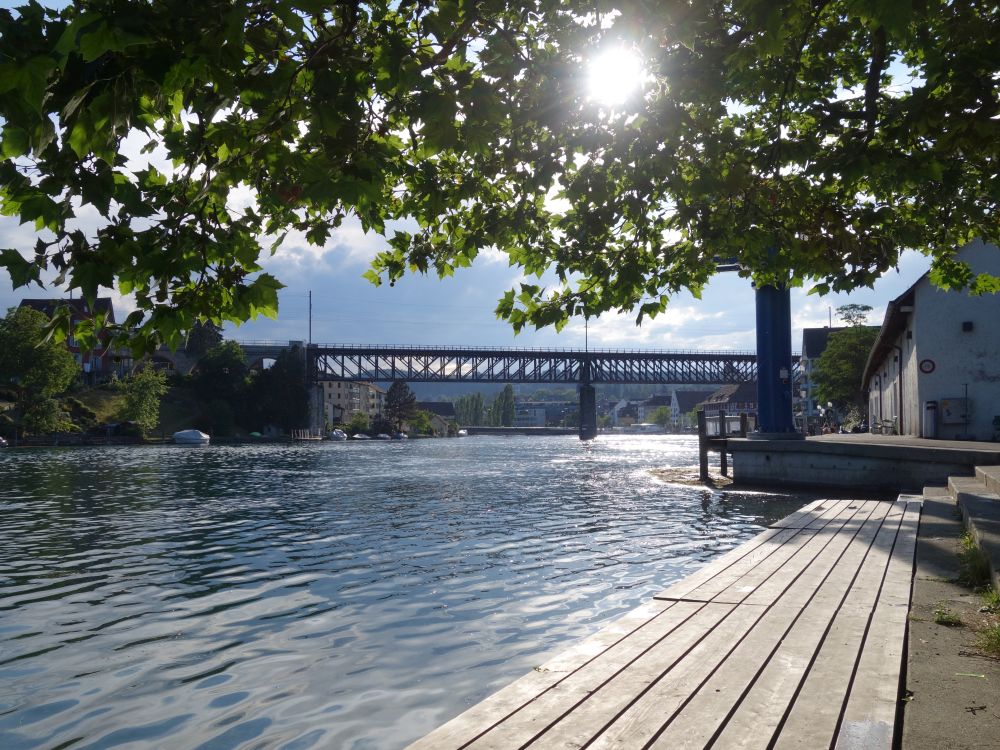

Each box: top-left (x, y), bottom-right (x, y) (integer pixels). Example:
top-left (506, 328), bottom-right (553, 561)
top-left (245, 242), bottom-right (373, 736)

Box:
top-left (0, 435), bottom-right (809, 748)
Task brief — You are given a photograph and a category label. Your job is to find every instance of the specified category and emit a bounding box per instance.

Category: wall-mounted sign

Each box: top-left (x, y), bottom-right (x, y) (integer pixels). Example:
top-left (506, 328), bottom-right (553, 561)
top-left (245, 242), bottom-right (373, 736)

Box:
top-left (919, 359), bottom-right (936, 374)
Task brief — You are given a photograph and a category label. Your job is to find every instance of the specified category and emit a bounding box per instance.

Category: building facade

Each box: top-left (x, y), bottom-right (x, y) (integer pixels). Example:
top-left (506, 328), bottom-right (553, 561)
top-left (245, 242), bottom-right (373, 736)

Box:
top-left (321, 381), bottom-right (385, 425)
top-left (18, 297), bottom-right (130, 380)
top-left (863, 240), bottom-right (1000, 440)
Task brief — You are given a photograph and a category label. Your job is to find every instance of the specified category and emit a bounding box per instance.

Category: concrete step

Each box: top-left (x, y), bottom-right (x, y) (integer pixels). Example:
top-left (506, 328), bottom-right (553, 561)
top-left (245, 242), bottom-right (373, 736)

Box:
top-left (948, 474), bottom-right (1000, 592)
top-left (976, 464), bottom-right (1000, 495)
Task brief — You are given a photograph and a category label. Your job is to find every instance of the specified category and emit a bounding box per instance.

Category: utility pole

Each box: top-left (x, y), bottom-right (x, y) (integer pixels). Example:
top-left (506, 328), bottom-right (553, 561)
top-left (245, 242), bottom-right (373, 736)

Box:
top-left (308, 290), bottom-right (312, 344)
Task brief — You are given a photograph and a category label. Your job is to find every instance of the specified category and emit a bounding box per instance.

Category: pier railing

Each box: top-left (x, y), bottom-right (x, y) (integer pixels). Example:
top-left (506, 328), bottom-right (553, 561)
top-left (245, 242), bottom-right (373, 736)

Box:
top-left (698, 410), bottom-right (754, 480)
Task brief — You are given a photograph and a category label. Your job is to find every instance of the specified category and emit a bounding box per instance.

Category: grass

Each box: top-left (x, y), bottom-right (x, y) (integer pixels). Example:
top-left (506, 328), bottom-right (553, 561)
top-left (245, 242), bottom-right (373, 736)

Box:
top-left (958, 531), bottom-right (992, 590)
top-left (982, 588), bottom-right (1000, 613)
top-left (73, 386), bottom-right (126, 423)
top-left (978, 624), bottom-right (1000, 656)
top-left (933, 605), bottom-right (964, 627)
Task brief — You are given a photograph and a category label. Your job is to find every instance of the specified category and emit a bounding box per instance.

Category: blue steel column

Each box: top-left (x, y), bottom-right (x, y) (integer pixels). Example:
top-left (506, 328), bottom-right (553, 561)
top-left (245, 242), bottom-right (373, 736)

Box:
top-left (755, 284), bottom-right (796, 433)
top-left (579, 355), bottom-right (597, 440)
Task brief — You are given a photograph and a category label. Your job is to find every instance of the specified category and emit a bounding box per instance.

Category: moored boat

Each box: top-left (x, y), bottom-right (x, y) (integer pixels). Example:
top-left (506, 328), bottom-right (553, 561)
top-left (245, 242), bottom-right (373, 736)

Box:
top-left (173, 429), bottom-right (210, 445)
top-left (328, 428), bottom-right (348, 441)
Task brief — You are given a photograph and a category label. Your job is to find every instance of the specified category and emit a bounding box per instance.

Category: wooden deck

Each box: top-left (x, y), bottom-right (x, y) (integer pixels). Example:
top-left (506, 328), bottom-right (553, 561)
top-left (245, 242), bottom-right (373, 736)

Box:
top-left (409, 497), bottom-right (922, 750)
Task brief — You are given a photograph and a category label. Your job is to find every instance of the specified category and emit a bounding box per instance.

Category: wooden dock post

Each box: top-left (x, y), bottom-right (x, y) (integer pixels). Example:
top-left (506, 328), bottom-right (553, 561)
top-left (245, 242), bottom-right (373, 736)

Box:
top-left (698, 410), bottom-right (708, 481)
top-left (739, 413), bottom-right (749, 437)
top-left (718, 410), bottom-right (728, 476)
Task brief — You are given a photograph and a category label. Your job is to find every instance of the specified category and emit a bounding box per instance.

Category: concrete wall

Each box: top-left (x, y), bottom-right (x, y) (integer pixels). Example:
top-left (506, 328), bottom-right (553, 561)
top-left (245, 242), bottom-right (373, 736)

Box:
top-left (729, 439), bottom-right (996, 492)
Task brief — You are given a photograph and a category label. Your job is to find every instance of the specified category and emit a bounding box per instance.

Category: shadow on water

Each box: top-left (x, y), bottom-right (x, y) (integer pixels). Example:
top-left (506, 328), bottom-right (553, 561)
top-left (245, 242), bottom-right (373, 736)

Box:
top-left (0, 436), bottom-right (854, 749)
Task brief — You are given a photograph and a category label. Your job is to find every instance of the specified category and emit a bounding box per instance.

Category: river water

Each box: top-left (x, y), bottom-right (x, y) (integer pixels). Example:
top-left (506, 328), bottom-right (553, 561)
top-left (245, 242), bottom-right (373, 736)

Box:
top-left (0, 435), bottom-right (807, 749)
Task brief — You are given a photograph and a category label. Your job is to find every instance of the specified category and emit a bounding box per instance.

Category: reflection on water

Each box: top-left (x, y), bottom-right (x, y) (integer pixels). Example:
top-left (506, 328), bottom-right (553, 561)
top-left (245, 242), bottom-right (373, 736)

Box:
top-left (0, 436), bottom-right (806, 749)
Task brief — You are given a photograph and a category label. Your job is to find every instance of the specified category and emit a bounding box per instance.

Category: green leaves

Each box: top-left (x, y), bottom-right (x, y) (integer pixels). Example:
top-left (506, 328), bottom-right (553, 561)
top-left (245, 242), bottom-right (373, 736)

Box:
top-left (0, 0), bottom-right (997, 350)
top-left (0, 249), bottom-right (41, 287)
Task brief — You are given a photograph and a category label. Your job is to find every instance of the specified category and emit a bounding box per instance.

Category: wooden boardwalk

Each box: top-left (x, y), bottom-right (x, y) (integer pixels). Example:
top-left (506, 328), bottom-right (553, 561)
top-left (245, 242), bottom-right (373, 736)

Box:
top-left (409, 497), bottom-right (922, 750)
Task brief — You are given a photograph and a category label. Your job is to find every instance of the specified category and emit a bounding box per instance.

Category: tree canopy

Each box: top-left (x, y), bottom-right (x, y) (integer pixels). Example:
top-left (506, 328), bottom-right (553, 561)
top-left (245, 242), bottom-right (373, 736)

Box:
top-left (385, 379), bottom-right (417, 431)
top-left (246, 344), bottom-right (308, 430)
top-left (813, 325), bottom-right (879, 411)
top-left (1, 1), bottom-right (997, 350)
top-left (0, 305), bottom-right (78, 434)
top-left (121, 365), bottom-right (168, 435)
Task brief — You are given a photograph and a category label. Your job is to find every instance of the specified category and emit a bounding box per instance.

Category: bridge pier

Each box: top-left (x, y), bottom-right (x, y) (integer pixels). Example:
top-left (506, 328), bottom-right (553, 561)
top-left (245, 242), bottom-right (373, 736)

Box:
top-left (579, 383), bottom-right (597, 440)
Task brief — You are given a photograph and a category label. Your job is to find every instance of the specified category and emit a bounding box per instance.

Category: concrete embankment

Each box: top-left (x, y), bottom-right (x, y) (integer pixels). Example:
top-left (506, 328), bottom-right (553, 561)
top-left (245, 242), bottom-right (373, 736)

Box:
top-left (727, 434), bottom-right (1000, 492)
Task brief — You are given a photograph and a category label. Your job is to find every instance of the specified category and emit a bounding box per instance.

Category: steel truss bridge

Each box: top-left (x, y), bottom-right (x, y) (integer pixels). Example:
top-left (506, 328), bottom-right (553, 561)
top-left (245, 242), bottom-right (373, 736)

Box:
top-left (305, 344), bottom-right (766, 385)
top-left (237, 341), bottom-right (799, 440)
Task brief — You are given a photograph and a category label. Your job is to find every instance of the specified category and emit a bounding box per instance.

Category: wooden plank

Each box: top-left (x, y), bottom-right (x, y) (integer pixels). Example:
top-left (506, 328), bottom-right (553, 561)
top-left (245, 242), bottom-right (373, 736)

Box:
top-left (769, 498), bottom-right (851, 529)
top-left (655, 525), bottom-right (815, 603)
top-left (655, 500), bottom-right (870, 604)
top-left (733, 500), bottom-right (885, 607)
top-left (588, 503), bottom-right (893, 750)
top-left (406, 599), bottom-right (675, 750)
top-left (652, 526), bottom-right (795, 601)
top-left (526, 602), bottom-right (767, 750)
top-left (704, 502), bottom-right (902, 749)
top-left (748, 502), bottom-right (909, 749)
top-left (765, 497), bottom-right (825, 528)
top-left (834, 500), bottom-right (921, 750)
top-left (461, 601), bottom-right (730, 750)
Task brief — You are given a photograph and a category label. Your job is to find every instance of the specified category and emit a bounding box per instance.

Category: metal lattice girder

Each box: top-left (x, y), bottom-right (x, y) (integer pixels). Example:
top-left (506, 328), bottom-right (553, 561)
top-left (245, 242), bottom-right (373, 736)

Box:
top-left (304, 344), bottom-right (789, 385)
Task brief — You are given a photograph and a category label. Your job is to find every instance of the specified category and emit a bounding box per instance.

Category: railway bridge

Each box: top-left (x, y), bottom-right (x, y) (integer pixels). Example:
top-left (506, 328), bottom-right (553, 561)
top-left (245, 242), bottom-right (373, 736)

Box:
top-left (238, 341), bottom-right (798, 439)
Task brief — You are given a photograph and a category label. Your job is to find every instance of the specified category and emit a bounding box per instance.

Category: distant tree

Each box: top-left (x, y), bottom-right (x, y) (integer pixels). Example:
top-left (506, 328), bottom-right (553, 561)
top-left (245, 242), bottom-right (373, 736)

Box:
top-left (409, 410), bottom-right (434, 436)
top-left (561, 410), bottom-right (580, 428)
top-left (193, 341), bottom-right (248, 405)
top-left (491, 384), bottom-right (516, 427)
top-left (0, 306), bottom-right (78, 436)
top-left (346, 411), bottom-right (369, 435)
top-left (198, 398), bottom-right (236, 436)
top-left (247, 346), bottom-right (308, 431)
top-left (454, 393), bottom-right (484, 426)
top-left (385, 380), bottom-right (417, 431)
top-left (836, 304), bottom-right (874, 327)
top-left (185, 321), bottom-right (224, 358)
top-left (651, 406), bottom-right (673, 428)
top-left (20, 392), bottom-right (63, 436)
top-left (121, 366), bottom-right (168, 436)
top-left (813, 326), bottom-right (880, 411)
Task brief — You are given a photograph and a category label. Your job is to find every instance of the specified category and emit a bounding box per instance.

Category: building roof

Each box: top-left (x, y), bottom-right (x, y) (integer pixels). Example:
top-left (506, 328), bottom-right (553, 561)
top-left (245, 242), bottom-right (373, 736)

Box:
top-left (861, 271), bottom-right (928, 387)
top-left (617, 403), bottom-right (639, 418)
top-left (699, 381), bottom-right (758, 408)
top-left (801, 327), bottom-right (847, 359)
top-left (418, 401), bottom-right (456, 418)
top-left (19, 297), bottom-right (115, 321)
top-left (643, 393), bottom-right (672, 408)
top-left (675, 390), bottom-right (715, 413)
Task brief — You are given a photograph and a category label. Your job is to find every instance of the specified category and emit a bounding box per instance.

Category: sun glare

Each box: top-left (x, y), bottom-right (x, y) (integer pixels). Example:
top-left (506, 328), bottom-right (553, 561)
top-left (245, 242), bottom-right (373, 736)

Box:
top-left (587, 48), bottom-right (644, 107)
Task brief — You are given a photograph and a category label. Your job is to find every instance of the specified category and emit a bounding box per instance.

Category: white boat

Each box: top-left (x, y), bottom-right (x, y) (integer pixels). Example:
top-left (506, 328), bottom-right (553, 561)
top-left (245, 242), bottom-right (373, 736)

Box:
top-left (375, 433), bottom-right (391, 440)
top-left (352, 433), bottom-right (371, 440)
top-left (391, 432), bottom-right (408, 440)
top-left (457, 429), bottom-right (468, 437)
top-left (173, 429), bottom-right (210, 445)
top-left (328, 429), bottom-right (348, 441)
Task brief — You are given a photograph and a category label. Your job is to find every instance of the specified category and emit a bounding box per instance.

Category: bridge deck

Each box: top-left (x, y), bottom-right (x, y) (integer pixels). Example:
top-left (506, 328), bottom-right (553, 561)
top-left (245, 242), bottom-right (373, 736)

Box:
top-left (407, 496), bottom-right (921, 749)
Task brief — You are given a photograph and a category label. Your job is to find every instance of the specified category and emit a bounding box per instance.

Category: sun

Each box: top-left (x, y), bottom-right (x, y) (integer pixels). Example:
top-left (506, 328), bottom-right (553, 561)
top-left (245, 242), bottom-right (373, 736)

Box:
top-left (586, 48), bottom-right (645, 107)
